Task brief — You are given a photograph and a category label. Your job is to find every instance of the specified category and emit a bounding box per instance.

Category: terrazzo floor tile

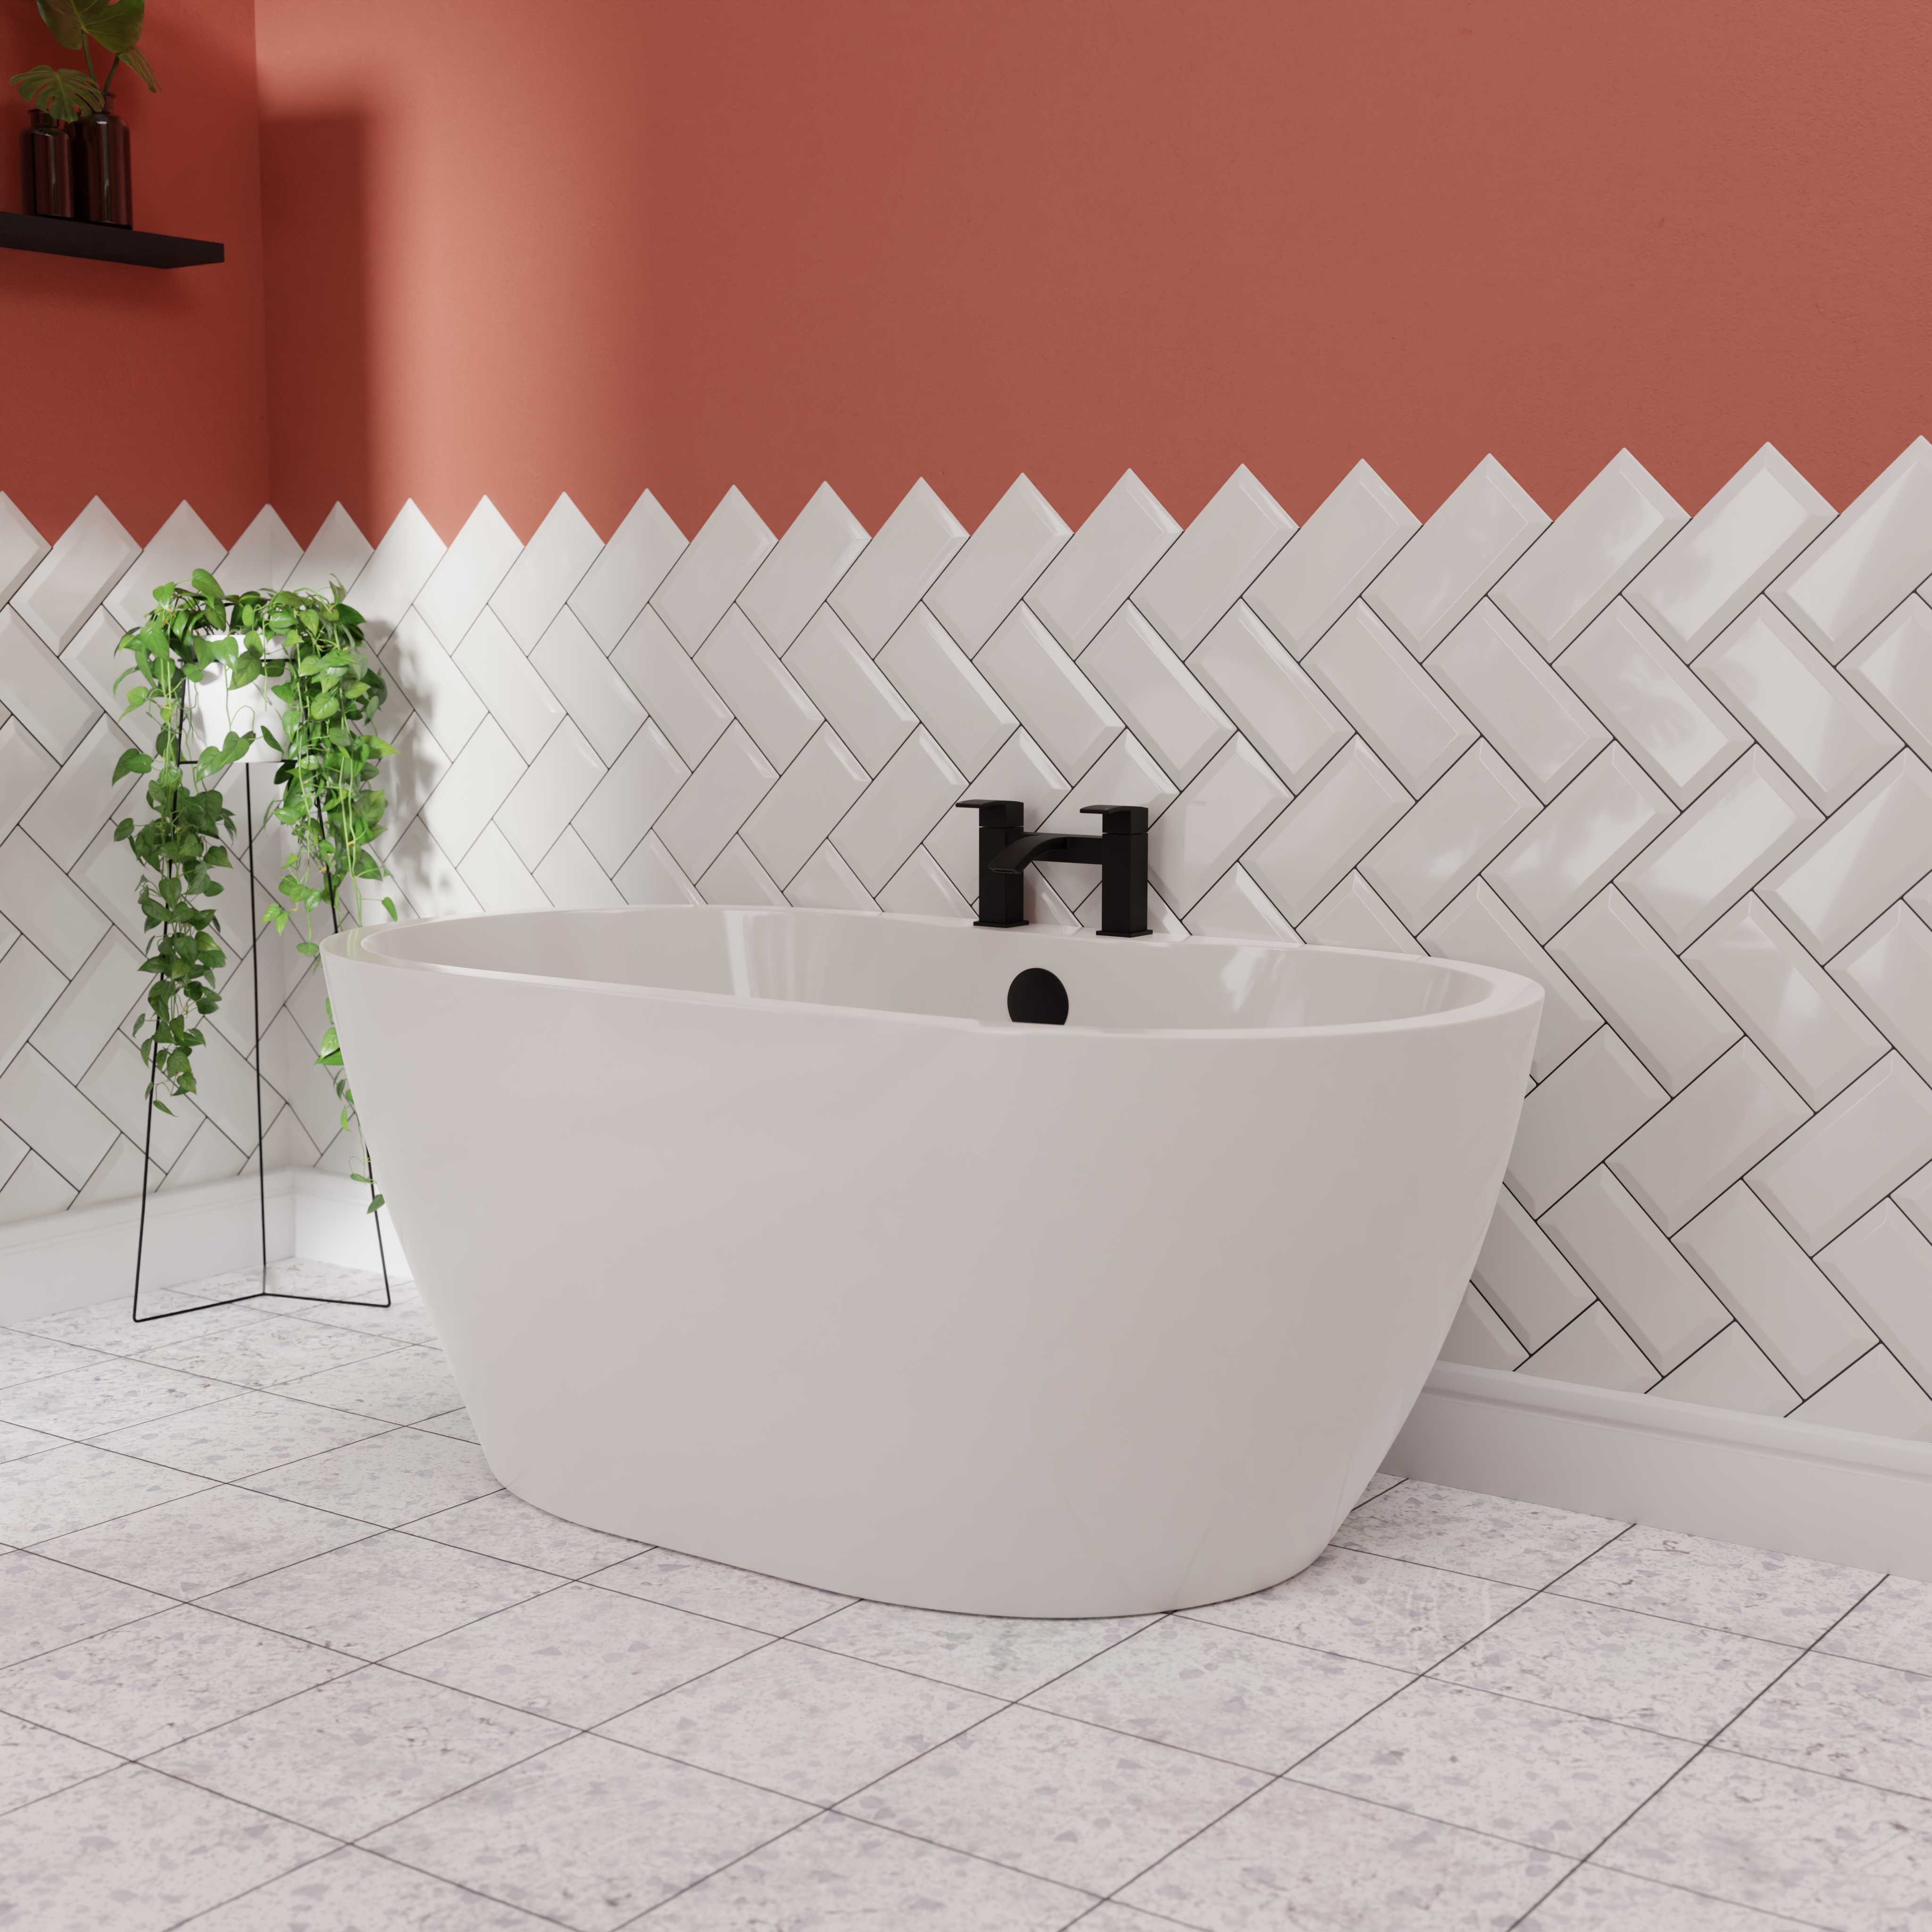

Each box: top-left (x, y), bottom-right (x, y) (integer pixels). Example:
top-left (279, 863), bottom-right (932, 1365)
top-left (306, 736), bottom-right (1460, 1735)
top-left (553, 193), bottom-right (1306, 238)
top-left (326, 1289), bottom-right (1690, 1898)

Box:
top-left (1821, 1574), bottom-right (1932, 1677)
top-left (795, 1598), bottom-right (1157, 1699)
top-left (260, 1258), bottom-right (401, 1302)
top-left (183, 1845), bottom-right (557, 1931)
top-left (275, 1345), bottom-right (464, 1425)
top-left (406, 1489), bottom-right (649, 1577)
top-left (0, 1601), bottom-right (360, 1757)
top-left (1432, 1593), bottom-right (1803, 1740)
top-left (11, 1284), bottom-right (268, 1354)
top-left (1517, 1864), bottom-right (1825, 1929)
top-left (841, 1703), bottom-right (1264, 1894)
top-left (414, 1407), bottom-right (479, 1443)
top-left (0, 1441), bottom-right (210, 1544)
top-left (1289, 1676), bottom-right (1698, 1855)
top-left (0, 1548), bottom-right (175, 1669)
top-left (0, 1355), bottom-right (229, 1439)
top-left (599, 1636), bottom-right (1004, 1805)
top-left (138, 1314), bottom-right (400, 1388)
top-left (0, 1421), bottom-right (67, 1463)
top-left (0, 1761), bottom-right (331, 1932)
top-left (387, 1579), bottom-right (767, 1727)
top-left (1360, 1471), bottom-right (1405, 1504)
top-left (1183, 1543), bottom-right (1533, 1674)
top-left (1026, 1613), bottom-right (1410, 1773)
top-left (363, 1731), bottom-right (814, 1932)
top-left (0, 1330), bottom-right (102, 1390)
top-left (1551, 1524), bottom-right (1883, 1646)
top-left (1716, 1650), bottom-right (1932, 1799)
top-left (0, 1710), bottom-right (120, 1815)
top-left (1065, 1904), bottom-right (1182, 1931)
top-left (642, 1809), bottom-right (1095, 1931)
top-left (147, 1664), bottom-right (571, 1839)
top-left (594, 1547), bottom-right (853, 1635)
top-left (240, 1427), bottom-right (500, 1526)
top-left (88, 1389), bottom-right (392, 1481)
top-left (200, 1528), bottom-right (558, 1660)
top-left (1597, 1747), bottom-right (1932, 1928)
top-left (1118, 1776), bottom-right (1574, 1930)
top-left (32, 1484), bottom-right (372, 1599)
top-left (1334, 1482), bottom-right (1629, 1589)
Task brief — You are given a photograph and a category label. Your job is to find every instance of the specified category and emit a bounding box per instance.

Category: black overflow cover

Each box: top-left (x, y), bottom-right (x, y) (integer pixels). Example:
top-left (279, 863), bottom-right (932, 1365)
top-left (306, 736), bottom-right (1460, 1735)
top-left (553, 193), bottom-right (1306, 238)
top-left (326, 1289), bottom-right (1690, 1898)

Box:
top-left (1008, 967), bottom-right (1069, 1025)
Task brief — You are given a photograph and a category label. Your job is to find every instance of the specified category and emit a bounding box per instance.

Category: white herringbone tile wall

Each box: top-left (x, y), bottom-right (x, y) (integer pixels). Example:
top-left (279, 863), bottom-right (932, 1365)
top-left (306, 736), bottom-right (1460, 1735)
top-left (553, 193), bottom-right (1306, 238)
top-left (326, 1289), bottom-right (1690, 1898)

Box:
top-left (4, 446), bottom-right (1932, 1444)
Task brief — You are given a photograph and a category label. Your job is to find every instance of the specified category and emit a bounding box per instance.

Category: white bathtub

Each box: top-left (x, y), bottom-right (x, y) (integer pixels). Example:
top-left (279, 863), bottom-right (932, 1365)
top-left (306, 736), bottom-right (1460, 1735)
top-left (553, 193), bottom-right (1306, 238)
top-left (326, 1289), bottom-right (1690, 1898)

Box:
top-left (323, 907), bottom-right (1541, 1617)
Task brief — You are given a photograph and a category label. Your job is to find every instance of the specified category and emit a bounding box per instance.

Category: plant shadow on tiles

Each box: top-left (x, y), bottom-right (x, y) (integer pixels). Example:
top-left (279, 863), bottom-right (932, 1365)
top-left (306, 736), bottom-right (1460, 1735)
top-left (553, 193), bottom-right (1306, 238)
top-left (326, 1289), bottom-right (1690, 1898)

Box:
top-left (111, 566), bottom-right (396, 1208)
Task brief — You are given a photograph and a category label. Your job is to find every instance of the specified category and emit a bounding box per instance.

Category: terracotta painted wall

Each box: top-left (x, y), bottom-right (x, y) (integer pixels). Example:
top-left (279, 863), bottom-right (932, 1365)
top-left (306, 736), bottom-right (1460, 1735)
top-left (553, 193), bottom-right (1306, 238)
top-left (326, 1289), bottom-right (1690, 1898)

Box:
top-left (0, 0), bottom-right (266, 545)
top-left (251, 2), bottom-right (1932, 548)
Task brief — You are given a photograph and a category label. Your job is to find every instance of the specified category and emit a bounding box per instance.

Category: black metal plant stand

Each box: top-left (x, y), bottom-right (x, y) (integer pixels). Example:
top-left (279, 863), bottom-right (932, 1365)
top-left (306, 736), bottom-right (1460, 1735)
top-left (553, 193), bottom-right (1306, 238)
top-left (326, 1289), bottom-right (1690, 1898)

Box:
top-left (130, 763), bottom-right (391, 1322)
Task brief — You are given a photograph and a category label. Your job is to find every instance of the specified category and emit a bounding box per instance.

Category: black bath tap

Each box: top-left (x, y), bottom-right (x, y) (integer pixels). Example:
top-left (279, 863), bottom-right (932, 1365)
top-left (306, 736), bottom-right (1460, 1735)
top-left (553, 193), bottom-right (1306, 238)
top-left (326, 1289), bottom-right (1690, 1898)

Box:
top-left (953, 799), bottom-right (1151, 937)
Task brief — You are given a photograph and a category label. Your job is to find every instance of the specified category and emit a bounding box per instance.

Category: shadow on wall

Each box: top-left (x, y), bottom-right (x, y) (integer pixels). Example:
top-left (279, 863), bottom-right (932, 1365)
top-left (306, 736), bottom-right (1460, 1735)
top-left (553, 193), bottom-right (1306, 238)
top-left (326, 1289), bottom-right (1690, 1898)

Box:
top-left (259, 111), bottom-right (370, 547)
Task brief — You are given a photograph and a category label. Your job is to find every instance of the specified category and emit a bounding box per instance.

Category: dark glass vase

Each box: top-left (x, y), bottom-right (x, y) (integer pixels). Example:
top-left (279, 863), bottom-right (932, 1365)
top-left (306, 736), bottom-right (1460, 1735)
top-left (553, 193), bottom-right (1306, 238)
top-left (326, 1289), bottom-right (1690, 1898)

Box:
top-left (74, 108), bottom-right (131, 226)
top-left (19, 110), bottom-right (76, 218)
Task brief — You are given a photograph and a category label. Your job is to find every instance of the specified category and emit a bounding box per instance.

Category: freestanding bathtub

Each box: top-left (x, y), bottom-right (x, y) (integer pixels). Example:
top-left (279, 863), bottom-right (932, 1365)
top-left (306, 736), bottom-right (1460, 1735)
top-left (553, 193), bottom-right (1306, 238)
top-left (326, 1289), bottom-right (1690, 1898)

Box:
top-left (323, 907), bottom-right (1541, 1617)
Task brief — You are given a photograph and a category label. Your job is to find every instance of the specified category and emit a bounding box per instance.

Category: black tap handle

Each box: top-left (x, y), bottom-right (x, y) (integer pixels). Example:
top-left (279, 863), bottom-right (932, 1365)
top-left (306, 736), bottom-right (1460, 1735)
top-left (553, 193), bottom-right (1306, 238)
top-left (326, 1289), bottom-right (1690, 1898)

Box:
top-left (957, 799), bottom-right (1024, 829)
top-left (1079, 804), bottom-right (1149, 835)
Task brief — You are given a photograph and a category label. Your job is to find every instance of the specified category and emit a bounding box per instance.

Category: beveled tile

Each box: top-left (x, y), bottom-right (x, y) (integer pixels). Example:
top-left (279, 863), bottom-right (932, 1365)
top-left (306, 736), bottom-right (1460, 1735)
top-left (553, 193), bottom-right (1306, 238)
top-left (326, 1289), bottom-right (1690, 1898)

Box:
top-left (274, 1345), bottom-right (463, 1425)
top-left (0, 1707), bottom-right (118, 1815)
top-left (1518, 1864), bottom-right (1819, 1930)
top-left (241, 1427), bottom-right (499, 1527)
top-left (1185, 1541), bottom-right (1532, 1673)
top-left (1433, 1593), bottom-right (1800, 1741)
top-left (0, 1601), bottom-right (358, 1757)
top-left (88, 1389), bottom-right (392, 1481)
top-left (794, 1597), bottom-right (1154, 1700)
top-left (1332, 1481), bottom-right (1627, 1588)
top-left (1717, 1650), bottom-right (1932, 1799)
top-left (200, 1528), bottom-right (557, 1660)
top-left (185, 1844), bottom-right (558, 1931)
top-left (0, 1761), bottom-right (330, 1932)
top-left (0, 1441), bottom-right (210, 1545)
top-left (593, 1547), bottom-right (851, 1636)
top-left (149, 1664), bottom-right (570, 1839)
top-left (33, 1484), bottom-right (370, 1599)
top-left (407, 1489), bottom-right (648, 1578)
top-left (1550, 1522), bottom-right (1880, 1645)
top-left (388, 1579), bottom-right (765, 1727)
top-left (843, 1703), bottom-right (1262, 1895)
top-left (1291, 1676), bottom-right (1694, 1856)
top-left (138, 1313), bottom-right (400, 1390)
top-left (1119, 1775), bottom-right (1570, 1931)
top-left (364, 1731), bottom-right (811, 1932)
top-left (600, 1636), bottom-right (1001, 1806)
top-left (0, 1353), bottom-right (229, 1440)
top-left (1596, 1747), bottom-right (1932, 1928)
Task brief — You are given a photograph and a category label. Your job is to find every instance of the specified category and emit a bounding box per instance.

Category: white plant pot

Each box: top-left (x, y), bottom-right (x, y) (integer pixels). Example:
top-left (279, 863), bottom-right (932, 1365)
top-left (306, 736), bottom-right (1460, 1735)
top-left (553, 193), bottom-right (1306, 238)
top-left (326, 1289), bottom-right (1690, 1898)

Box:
top-left (189, 659), bottom-right (283, 765)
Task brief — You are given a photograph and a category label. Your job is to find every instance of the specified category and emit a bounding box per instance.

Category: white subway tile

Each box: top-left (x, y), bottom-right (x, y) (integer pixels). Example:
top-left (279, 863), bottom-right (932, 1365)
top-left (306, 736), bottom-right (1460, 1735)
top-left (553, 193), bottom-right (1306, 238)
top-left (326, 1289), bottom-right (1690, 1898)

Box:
top-left (1299, 872), bottom-right (1422, 955)
top-left (1507, 1028), bottom-right (1665, 1217)
top-left (876, 846), bottom-right (974, 921)
top-left (497, 720), bottom-right (605, 869)
top-left (741, 727), bottom-right (870, 888)
top-left (1771, 436), bottom-right (1932, 659)
top-left (490, 493), bottom-right (603, 651)
top-left (1185, 865), bottom-right (1299, 943)
top-left (0, 1150), bottom-right (67, 1221)
top-left (219, 505), bottom-right (301, 596)
top-left (608, 607), bottom-right (731, 768)
top-left (12, 498), bottom-right (139, 650)
top-left (1026, 471), bottom-right (1181, 657)
top-left (926, 732), bottom-right (1070, 902)
top-left (1675, 1184), bottom-right (1873, 1398)
top-left (1362, 743), bottom-right (1539, 933)
top-left (738, 483), bottom-right (868, 655)
top-left (1145, 737), bottom-right (1289, 915)
top-left (104, 501), bottom-right (225, 633)
top-left (1549, 888), bottom-right (1739, 1092)
top-left (1132, 465), bottom-right (1295, 658)
top-left (1896, 1166), bottom-right (1932, 1245)
top-left (1246, 461), bottom-right (1418, 658)
top-left (528, 608), bottom-right (646, 766)
top-left (784, 606), bottom-right (918, 778)
top-left (1544, 1168), bottom-right (1730, 1372)
top-left (1832, 904), bottom-right (1932, 1085)
top-left (612, 832), bottom-right (699, 908)
top-left (58, 607), bottom-right (130, 717)
top-left (1789, 1349), bottom-right (1932, 1441)
top-left (1189, 603), bottom-right (1350, 791)
top-left (568, 490), bottom-right (686, 652)
top-left (974, 605), bottom-right (1120, 786)
top-left (875, 606), bottom-right (1015, 781)
top-left (1817, 1203), bottom-right (1932, 1394)
top-left (1081, 605), bottom-right (1233, 789)
top-left (1038, 733), bottom-right (1175, 834)
top-left (1616, 748), bottom-right (1819, 952)
top-left (418, 718), bottom-right (525, 863)
top-left (1521, 1304), bottom-right (1656, 1393)
top-left (346, 501), bottom-right (446, 647)
top-left (1610, 1042), bottom-right (1810, 1234)
top-left (785, 843), bottom-right (877, 914)
top-left (1750, 1054), bottom-right (1932, 1252)
top-left (414, 498), bottom-right (523, 653)
top-left (381, 815), bottom-right (479, 922)
top-left (830, 729), bottom-right (966, 893)
top-left (699, 837), bottom-right (787, 908)
top-left (827, 479), bottom-right (966, 656)
top-left (1760, 753), bottom-right (1932, 960)
top-left (452, 609), bottom-right (564, 762)
top-left (651, 488), bottom-right (775, 652)
top-left (68, 819), bottom-right (143, 945)
top-left (1843, 595), bottom-right (1932, 767)
top-left (1684, 896), bottom-right (1886, 1108)
top-left (382, 608), bottom-right (486, 759)
top-left (531, 828), bottom-right (624, 910)
top-left (1366, 455), bottom-right (1548, 657)
top-left (1651, 1328), bottom-right (1796, 1416)
top-left (20, 715), bottom-right (138, 871)
top-left (0, 1045), bottom-right (117, 1188)
top-left (1696, 600), bottom-right (1901, 813)
top-left (455, 822), bottom-right (549, 913)
top-left (640, 724), bottom-right (775, 883)
top-left (0, 492), bottom-right (48, 605)
top-left (0, 938), bottom-right (64, 1071)
top-left (926, 475), bottom-right (1070, 656)
top-left (1474, 1190), bottom-right (1594, 1351)
top-left (1243, 738), bottom-right (1410, 924)
top-left (695, 607), bottom-right (823, 770)
top-left (0, 829), bottom-right (109, 974)
top-left (1440, 1288), bottom-right (1528, 1371)
top-left (1305, 604), bottom-right (1476, 795)
top-left (0, 609), bottom-right (101, 763)
top-left (290, 503), bottom-right (374, 599)
top-left (1491, 450), bottom-right (1686, 658)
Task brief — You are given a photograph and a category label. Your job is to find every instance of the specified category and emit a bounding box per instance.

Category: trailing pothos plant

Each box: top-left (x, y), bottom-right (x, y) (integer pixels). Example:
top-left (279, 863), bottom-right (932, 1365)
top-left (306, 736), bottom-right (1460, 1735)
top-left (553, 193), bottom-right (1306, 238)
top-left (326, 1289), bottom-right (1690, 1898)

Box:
top-left (114, 570), bottom-right (398, 1207)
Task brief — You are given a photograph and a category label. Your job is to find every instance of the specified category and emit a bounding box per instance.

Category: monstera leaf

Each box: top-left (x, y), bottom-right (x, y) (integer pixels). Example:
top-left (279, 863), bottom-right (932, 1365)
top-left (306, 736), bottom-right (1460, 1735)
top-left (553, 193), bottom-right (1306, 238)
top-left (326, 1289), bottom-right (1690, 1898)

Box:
top-left (12, 62), bottom-right (104, 120)
top-left (34, 0), bottom-right (155, 91)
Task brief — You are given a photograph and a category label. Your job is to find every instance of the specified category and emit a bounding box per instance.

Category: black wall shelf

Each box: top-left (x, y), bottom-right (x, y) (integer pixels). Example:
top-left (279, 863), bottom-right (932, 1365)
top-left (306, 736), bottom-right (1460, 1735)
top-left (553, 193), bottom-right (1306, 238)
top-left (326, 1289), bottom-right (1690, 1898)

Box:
top-left (0, 211), bottom-right (222, 268)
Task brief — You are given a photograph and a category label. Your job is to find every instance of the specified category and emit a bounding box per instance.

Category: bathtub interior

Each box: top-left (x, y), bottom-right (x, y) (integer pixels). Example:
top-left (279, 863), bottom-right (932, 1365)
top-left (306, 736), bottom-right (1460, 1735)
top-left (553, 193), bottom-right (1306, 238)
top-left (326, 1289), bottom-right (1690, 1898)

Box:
top-left (357, 906), bottom-right (1525, 1033)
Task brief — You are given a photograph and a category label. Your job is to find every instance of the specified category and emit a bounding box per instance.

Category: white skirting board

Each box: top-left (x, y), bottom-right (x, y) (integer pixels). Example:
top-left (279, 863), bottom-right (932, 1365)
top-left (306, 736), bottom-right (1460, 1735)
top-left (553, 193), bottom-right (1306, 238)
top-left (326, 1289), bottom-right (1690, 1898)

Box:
top-left (0, 1168), bottom-right (411, 1323)
top-left (1391, 1361), bottom-right (1932, 1584)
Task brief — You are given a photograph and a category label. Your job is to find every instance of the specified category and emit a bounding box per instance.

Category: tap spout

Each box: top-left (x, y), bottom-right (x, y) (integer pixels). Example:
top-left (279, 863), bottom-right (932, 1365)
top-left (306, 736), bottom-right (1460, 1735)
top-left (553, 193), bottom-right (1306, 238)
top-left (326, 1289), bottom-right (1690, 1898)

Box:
top-left (990, 833), bottom-right (1103, 874)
